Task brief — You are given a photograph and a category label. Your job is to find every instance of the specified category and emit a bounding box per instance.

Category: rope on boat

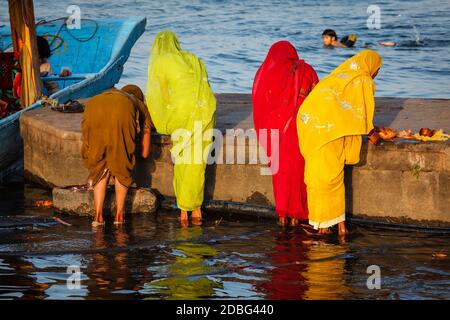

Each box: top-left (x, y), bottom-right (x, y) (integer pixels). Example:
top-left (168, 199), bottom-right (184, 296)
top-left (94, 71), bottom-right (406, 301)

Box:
top-left (35, 17), bottom-right (99, 54)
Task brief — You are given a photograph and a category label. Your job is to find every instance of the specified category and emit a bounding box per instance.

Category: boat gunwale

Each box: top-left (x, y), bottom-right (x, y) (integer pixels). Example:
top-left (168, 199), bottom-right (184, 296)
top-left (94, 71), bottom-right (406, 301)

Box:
top-left (0, 16), bottom-right (147, 174)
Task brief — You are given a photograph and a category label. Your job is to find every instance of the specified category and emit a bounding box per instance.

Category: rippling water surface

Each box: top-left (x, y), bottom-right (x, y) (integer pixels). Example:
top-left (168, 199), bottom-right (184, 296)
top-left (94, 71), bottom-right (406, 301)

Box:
top-left (1, 1), bottom-right (450, 299)
top-left (1, 0), bottom-right (449, 97)
top-left (0, 183), bottom-right (449, 300)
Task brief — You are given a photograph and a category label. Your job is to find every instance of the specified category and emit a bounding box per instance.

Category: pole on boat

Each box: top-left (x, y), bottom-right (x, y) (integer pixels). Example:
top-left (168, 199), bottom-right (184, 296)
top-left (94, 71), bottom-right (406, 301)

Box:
top-left (8, 0), bottom-right (42, 107)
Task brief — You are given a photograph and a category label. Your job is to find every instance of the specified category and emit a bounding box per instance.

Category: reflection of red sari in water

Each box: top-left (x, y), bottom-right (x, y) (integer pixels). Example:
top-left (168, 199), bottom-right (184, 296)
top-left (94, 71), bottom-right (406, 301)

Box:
top-left (252, 41), bottom-right (319, 219)
top-left (256, 231), bottom-right (309, 300)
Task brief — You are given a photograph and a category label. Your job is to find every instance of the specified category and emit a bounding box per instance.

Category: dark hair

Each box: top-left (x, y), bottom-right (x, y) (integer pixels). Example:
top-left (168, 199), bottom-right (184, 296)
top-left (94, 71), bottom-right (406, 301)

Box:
top-left (37, 36), bottom-right (51, 60)
top-left (322, 29), bottom-right (338, 40)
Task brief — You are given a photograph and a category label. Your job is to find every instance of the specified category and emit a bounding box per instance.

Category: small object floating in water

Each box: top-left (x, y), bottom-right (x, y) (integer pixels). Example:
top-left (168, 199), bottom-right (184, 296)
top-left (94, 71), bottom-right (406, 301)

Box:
top-left (378, 41), bottom-right (397, 47)
top-left (34, 200), bottom-right (53, 208)
top-left (53, 217), bottom-right (72, 227)
top-left (432, 253), bottom-right (447, 258)
top-left (214, 217), bottom-right (223, 226)
top-left (208, 217), bottom-right (223, 229)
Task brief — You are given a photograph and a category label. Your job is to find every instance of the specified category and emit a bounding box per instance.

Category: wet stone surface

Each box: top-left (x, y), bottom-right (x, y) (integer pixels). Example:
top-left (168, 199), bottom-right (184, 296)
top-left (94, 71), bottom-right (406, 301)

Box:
top-left (52, 186), bottom-right (158, 216)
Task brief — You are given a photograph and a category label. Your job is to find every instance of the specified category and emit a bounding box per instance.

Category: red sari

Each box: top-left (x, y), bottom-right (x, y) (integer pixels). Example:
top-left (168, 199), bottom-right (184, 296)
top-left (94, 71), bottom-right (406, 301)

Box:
top-left (252, 41), bottom-right (318, 220)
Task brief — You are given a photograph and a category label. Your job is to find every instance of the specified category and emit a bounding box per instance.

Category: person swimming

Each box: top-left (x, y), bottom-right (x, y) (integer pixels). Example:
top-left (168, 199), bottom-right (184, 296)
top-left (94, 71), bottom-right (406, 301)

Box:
top-left (322, 29), bottom-right (357, 48)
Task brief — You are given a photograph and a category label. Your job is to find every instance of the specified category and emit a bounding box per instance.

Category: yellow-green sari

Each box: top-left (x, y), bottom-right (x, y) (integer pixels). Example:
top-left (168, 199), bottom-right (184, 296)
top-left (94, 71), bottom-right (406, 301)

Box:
top-left (146, 31), bottom-right (216, 211)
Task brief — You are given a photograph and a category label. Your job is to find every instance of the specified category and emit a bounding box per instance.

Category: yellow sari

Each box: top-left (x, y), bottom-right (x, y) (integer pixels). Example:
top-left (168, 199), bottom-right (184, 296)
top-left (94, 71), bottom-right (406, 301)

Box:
top-left (297, 50), bottom-right (382, 229)
top-left (146, 31), bottom-right (216, 211)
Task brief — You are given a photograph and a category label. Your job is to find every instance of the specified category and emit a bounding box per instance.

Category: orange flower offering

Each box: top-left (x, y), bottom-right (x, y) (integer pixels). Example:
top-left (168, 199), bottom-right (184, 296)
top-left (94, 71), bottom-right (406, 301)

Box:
top-left (367, 128), bottom-right (380, 145)
top-left (397, 129), bottom-right (415, 139)
top-left (34, 200), bottom-right (53, 208)
top-left (419, 127), bottom-right (434, 137)
top-left (378, 127), bottom-right (397, 141)
top-left (369, 126), bottom-right (448, 143)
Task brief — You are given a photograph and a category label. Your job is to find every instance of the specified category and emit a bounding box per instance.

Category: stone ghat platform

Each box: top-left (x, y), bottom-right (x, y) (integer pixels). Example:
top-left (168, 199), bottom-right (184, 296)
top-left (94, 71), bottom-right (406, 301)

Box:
top-left (52, 187), bottom-right (157, 216)
top-left (20, 94), bottom-right (450, 228)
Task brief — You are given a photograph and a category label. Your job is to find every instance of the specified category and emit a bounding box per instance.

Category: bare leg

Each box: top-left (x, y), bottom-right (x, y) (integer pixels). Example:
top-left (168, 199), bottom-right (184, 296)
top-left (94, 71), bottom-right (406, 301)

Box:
top-left (92, 176), bottom-right (108, 227)
top-left (279, 217), bottom-right (287, 226)
top-left (180, 210), bottom-right (188, 228)
top-left (338, 222), bottom-right (347, 236)
top-left (114, 179), bottom-right (128, 224)
top-left (192, 208), bottom-right (202, 226)
top-left (290, 218), bottom-right (299, 226)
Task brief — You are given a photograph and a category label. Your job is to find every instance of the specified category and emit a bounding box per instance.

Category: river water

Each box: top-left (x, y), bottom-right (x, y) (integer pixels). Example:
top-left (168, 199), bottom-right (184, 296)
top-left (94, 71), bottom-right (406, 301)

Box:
top-left (0, 183), bottom-right (449, 300)
top-left (1, 0), bottom-right (450, 97)
top-left (1, 0), bottom-right (450, 300)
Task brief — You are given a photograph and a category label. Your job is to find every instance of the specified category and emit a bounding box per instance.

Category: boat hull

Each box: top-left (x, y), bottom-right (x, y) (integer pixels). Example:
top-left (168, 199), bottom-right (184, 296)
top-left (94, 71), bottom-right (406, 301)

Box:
top-left (0, 17), bottom-right (146, 182)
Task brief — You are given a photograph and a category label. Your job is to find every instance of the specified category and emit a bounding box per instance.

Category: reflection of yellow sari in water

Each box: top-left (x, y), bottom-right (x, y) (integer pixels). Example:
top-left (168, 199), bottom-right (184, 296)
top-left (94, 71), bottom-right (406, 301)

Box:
top-left (147, 227), bottom-right (222, 300)
top-left (146, 31), bottom-right (216, 211)
top-left (297, 50), bottom-right (382, 229)
top-left (304, 243), bottom-right (349, 299)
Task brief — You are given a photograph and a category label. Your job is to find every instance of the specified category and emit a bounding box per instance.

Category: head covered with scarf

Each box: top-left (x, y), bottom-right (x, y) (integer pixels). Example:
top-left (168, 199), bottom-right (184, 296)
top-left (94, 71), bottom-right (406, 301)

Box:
top-left (297, 49), bottom-right (382, 157)
top-left (145, 30), bottom-right (216, 212)
top-left (252, 40), bottom-right (319, 155)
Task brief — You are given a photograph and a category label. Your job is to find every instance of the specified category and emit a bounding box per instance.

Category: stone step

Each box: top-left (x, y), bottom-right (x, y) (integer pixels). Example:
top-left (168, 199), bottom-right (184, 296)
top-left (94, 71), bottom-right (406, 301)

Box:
top-left (20, 94), bottom-right (450, 227)
top-left (52, 186), bottom-right (158, 216)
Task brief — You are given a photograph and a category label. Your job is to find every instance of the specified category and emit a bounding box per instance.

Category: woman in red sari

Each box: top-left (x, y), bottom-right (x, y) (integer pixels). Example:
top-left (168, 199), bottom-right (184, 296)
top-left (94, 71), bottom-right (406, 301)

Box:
top-left (252, 41), bottom-right (319, 226)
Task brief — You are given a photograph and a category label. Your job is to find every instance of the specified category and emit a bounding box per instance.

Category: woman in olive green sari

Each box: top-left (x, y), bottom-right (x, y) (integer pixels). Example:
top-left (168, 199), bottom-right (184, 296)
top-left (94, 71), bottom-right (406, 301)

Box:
top-left (146, 31), bottom-right (216, 225)
top-left (82, 85), bottom-right (151, 227)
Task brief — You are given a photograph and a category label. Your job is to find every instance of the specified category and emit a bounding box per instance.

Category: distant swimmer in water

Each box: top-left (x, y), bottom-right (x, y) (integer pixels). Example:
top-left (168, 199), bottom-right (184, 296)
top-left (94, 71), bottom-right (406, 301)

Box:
top-left (378, 41), bottom-right (397, 47)
top-left (322, 29), bottom-right (357, 48)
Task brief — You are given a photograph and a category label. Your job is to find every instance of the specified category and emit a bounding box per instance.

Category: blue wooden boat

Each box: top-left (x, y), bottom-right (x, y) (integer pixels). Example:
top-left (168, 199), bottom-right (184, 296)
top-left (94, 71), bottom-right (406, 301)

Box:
top-left (0, 16), bottom-right (146, 182)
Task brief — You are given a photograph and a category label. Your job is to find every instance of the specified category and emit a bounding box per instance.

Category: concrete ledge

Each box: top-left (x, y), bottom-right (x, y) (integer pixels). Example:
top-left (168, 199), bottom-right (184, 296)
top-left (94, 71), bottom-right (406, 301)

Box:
top-left (52, 187), bottom-right (157, 216)
top-left (21, 94), bottom-right (450, 227)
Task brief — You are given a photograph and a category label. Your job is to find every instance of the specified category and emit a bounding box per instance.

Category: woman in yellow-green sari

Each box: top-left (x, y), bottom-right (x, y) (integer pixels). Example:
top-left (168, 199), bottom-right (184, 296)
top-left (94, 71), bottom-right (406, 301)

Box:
top-left (146, 31), bottom-right (216, 225)
top-left (297, 50), bottom-right (382, 236)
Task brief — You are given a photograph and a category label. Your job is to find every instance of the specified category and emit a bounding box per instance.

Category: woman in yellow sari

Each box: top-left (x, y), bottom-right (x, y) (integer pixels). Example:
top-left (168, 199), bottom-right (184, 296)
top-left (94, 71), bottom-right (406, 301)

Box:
top-left (297, 50), bottom-right (382, 236)
top-left (146, 31), bottom-right (216, 225)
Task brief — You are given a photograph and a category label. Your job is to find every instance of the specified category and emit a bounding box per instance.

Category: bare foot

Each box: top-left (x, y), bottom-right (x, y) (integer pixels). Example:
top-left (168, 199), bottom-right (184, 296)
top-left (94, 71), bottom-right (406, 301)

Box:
top-left (92, 211), bottom-right (104, 227)
top-left (192, 208), bottom-right (202, 220)
top-left (180, 210), bottom-right (189, 227)
top-left (91, 220), bottom-right (104, 228)
top-left (114, 209), bottom-right (124, 224)
top-left (192, 208), bottom-right (202, 226)
top-left (114, 216), bottom-right (125, 226)
top-left (318, 227), bottom-right (332, 235)
top-left (290, 218), bottom-right (299, 226)
top-left (279, 217), bottom-right (287, 226)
